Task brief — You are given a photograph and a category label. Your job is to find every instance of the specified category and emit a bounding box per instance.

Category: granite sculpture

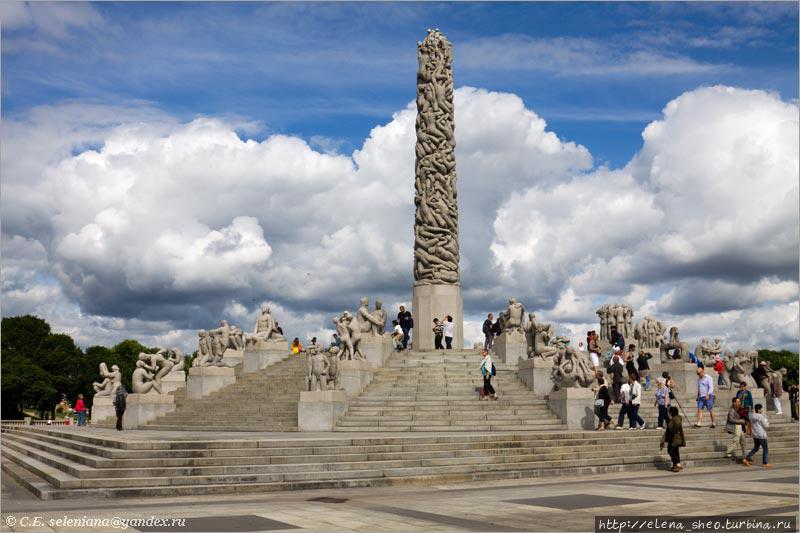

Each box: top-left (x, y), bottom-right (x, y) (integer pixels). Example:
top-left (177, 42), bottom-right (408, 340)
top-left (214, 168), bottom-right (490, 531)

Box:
top-left (305, 344), bottom-right (330, 392)
top-left (357, 297), bottom-right (384, 336)
top-left (596, 304), bottom-right (633, 341)
top-left (333, 312), bottom-right (365, 361)
top-left (729, 349), bottom-right (758, 388)
top-left (498, 298), bottom-right (525, 334)
top-left (633, 316), bottom-right (665, 350)
top-left (372, 300), bottom-right (388, 335)
top-left (132, 360), bottom-right (156, 394)
top-left (659, 326), bottom-right (690, 362)
top-left (326, 346), bottom-right (341, 390)
top-left (92, 363), bottom-right (122, 396)
top-left (525, 313), bottom-right (556, 360)
top-left (550, 337), bottom-right (595, 390)
top-left (413, 30), bottom-right (459, 286)
top-left (245, 305), bottom-right (286, 347)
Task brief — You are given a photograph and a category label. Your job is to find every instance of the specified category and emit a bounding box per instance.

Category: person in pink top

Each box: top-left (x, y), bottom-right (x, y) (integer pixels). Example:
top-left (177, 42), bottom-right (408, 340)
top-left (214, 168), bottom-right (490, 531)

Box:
top-left (74, 394), bottom-right (87, 426)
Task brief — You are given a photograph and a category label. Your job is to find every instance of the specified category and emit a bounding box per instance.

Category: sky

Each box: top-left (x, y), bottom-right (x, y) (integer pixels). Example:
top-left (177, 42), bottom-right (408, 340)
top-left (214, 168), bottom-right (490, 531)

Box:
top-left (1, 1), bottom-right (798, 353)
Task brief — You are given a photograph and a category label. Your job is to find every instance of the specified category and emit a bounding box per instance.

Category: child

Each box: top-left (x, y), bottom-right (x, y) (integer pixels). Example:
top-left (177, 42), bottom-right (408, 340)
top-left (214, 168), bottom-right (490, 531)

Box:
top-left (743, 404), bottom-right (771, 468)
top-left (432, 318), bottom-right (444, 350)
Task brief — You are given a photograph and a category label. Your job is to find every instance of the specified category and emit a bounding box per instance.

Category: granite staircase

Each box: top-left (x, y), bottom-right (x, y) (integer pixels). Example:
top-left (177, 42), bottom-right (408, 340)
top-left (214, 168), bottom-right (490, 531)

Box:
top-left (142, 355), bottom-right (307, 431)
top-left (3, 420), bottom-right (797, 500)
top-left (335, 349), bottom-right (567, 431)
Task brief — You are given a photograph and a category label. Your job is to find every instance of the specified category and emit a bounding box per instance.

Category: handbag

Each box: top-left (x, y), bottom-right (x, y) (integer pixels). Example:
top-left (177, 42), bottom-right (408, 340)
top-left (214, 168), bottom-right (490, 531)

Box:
top-left (491, 363), bottom-right (496, 376)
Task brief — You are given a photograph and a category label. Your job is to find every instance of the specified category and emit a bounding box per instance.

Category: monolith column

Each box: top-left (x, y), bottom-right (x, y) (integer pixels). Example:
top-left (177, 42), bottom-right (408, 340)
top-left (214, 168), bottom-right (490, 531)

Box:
top-left (411, 29), bottom-right (463, 350)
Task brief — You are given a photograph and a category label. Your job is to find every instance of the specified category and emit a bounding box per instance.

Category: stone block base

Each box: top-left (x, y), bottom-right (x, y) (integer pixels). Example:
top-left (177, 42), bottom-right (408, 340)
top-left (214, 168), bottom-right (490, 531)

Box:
top-left (187, 366), bottom-right (236, 400)
top-left (123, 393), bottom-right (176, 429)
top-left (661, 361), bottom-right (701, 395)
top-left (360, 335), bottom-right (392, 368)
top-left (494, 331), bottom-right (527, 367)
top-left (412, 284), bottom-right (463, 350)
top-left (547, 387), bottom-right (596, 430)
top-left (221, 348), bottom-right (244, 368)
top-left (517, 358), bottom-right (554, 396)
top-left (160, 370), bottom-right (186, 395)
top-left (90, 396), bottom-right (115, 424)
top-left (243, 349), bottom-right (289, 374)
top-left (339, 360), bottom-right (374, 398)
top-left (298, 390), bottom-right (348, 432)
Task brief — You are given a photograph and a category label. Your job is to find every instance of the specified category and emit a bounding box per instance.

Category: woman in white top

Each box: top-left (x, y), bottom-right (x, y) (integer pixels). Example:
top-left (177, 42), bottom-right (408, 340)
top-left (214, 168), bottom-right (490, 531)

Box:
top-left (443, 315), bottom-right (455, 349)
top-left (480, 351), bottom-right (498, 400)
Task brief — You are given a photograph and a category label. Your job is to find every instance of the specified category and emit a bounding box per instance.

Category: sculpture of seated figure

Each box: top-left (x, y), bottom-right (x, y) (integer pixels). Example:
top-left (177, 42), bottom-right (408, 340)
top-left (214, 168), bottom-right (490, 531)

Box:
top-left (550, 337), bottom-right (595, 390)
top-left (132, 360), bottom-right (156, 394)
top-left (92, 363), bottom-right (122, 396)
top-left (372, 300), bottom-right (388, 336)
top-left (498, 297), bottom-right (525, 334)
top-left (245, 305), bottom-right (285, 348)
top-left (660, 326), bottom-right (690, 363)
top-left (729, 349), bottom-right (757, 388)
top-left (525, 312), bottom-right (556, 359)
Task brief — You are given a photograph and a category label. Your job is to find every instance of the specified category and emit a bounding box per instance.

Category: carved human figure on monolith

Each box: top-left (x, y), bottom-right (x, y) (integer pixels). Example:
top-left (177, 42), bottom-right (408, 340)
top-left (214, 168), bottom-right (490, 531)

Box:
top-left (93, 363), bottom-right (122, 396)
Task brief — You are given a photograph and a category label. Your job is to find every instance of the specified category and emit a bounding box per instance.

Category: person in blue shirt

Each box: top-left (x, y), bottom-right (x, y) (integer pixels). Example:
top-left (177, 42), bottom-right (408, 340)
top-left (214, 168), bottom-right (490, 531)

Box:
top-left (609, 326), bottom-right (625, 351)
top-left (695, 366), bottom-right (716, 428)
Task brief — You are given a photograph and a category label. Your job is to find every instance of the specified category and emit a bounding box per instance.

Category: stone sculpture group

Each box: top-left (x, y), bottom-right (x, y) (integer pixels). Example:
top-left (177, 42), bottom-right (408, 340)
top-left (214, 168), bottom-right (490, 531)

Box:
top-left (413, 29), bottom-right (459, 286)
top-left (194, 320), bottom-right (245, 367)
top-left (596, 303), bottom-right (633, 341)
top-left (92, 362), bottom-right (122, 396)
top-left (305, 344), bottom-right (342, 392)
top-left (633, 316), bottom-right (665, 350)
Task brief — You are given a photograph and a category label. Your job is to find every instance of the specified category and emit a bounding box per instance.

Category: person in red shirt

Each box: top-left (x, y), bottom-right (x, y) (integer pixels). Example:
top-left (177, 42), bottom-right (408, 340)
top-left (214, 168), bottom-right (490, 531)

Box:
top-left (713, 356), bottom-right (725, 386)
top-left (74, 394), bottom-right (87, 426)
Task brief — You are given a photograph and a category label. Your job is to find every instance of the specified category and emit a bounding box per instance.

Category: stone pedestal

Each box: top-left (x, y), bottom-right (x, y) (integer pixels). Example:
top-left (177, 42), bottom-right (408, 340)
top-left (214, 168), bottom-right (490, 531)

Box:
top-left (339, 360), bottom-right (374, 398)
top-left (90, 396), bottom-right (115, 424)
top-left (547, 387), bottom-right (596, 430)
top-left (494, 331), bottom-right (527, 367)
top-left (123, 393), bottom-right (176, 429)
top-left (517, 357), bottom-right (554, 396)
top-left (412, 283), bottom-right (463, 350)
top-left (243, 346), bottom-right (289, 374)
top-left (187, 366), bottom-right (236, 400)
top-left (661, 361), bottom-right (700, 395)
top-left (298, 390), bottom-right (348, 432)
top-left (221, 348), bottom-right (244, 367)
top-left (360, 335), bottom-right (392, 368)
top-left (161, 370), bottom-right (186, 395)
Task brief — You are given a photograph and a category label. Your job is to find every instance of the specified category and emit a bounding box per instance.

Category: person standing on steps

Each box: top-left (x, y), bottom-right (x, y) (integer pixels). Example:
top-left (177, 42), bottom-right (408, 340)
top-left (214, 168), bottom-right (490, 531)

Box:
top-left (390, 320), bottom-right (404, 351)
top-left (113, 385), bottom-right (128, 431)
top-left (655, 377), bottom-right (670, 429)
top-left (660, 406), bottom-right (685, 472)
top-left (629, 372), bottom-right (646, 429)
top-left (479, 350), bottom-right (497, 400)
top-left (432, 318), bottom-right (444, 350)
top-left (743, 403), bottom-right (772, 468)
top-left (443, 315), bottom-right (455, 349)
top-left (483, 313), bottom-right (495, 351)
top-left (695, 366), bottom-right (716, 428)
top-left (608, 347), bottom-right (625, 404)
top-left (74, 394), bottom-right (87, 427)
top-left (594, 376), bottom-right (613, 430)
top-left (637, 350), bottom-right (652, 390)
top-left (397, 305), bottom-right (413, 350)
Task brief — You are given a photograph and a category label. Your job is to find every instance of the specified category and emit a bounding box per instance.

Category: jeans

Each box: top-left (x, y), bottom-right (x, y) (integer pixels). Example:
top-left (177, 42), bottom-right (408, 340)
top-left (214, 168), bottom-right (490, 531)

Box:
top-left (657, 405), bottom-right (670, 428)
top-left (596, 404), bottom-right (611, 424)
top-left (617, 404), bottom-right (630, 427)
top-left (718, 375), bottom-right (724, 386)
top-left (484, 334), bottom-right (494, 351)
top-left (76, 411), bottom-right (86, 426)
top-left (115, 411), bottom-right (124, 431)
top-left (667, 444), bottom-right (681, 466)
top-left (434, 334), bottom-right (443, 350)
top-left (747, 438), bottom-right (769, 464)
top-left (629, 404), bottom-right (645, 427)
top-left (645, 374), bottom-right (651, 390)
top-left (612, 381), bottom-right (622, 403)
top-left (483, 375), bottom-right (495, 397)
top-left (445, 336), bottom-right (453, 349)
top-left (401, 327), bottom-right (410, 349)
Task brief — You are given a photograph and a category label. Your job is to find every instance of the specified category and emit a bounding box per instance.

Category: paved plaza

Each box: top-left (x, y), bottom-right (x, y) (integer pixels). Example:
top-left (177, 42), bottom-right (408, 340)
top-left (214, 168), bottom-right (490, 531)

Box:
top-left (2, 462), bottom-right (797, 532)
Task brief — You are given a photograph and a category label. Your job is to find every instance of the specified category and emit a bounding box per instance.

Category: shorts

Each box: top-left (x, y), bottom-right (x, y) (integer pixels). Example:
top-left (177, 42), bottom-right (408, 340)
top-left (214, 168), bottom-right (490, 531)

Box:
top-left (697, 395), bottom-right (715, 410)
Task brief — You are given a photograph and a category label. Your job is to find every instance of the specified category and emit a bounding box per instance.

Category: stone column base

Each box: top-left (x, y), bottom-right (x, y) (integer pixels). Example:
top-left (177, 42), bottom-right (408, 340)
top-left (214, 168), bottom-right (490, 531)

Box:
top-left (298, 390), bottom-right (348, 431)
top-left (161, 370), bottom-right (186, 395)
top-left (90, 396), bottom-right (115, 424)
top-left (494, 331), bottom-right (527, 367)
top-left (518, 358), bottom-right (554, 396)
top-left (412, 283), bottom-right (463, 350)
top-left (187, 366), bottom-right (236, 400)
top-left (243, 349), bottom-right (289, 374)
top-left (661, 361), bottom-right (701, 395)
top-left (339, 360), bottom-right (374, 397)
top-left (221, 348), bottom-right (244, 368)
top-left (360, 335), bottom-right (392, 368)
top-left (123, 393), bottom-right (176, 429)
top-left (547, 387), bottom-right (596, 430)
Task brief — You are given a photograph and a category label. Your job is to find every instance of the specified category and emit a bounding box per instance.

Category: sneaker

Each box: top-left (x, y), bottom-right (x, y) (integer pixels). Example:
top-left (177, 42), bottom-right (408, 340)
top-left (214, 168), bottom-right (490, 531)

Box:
top-left (638, 424), bottom-right (646, 430)
top-left (710, 424), bottom-right (716, 428)
top-left (742, 458), bottom-right (751, 466)
top-left (694, 423), bottom-right (702, 427)
top-left (616, 426), bottom-right (624, 430)
top-left (763, 464), bottom-right (773, 469)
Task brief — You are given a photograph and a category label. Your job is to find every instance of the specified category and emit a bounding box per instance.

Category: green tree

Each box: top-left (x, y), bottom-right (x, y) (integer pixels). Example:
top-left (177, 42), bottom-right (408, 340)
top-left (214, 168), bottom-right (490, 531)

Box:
top-left (757, 349), bottom-right (799, 387)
